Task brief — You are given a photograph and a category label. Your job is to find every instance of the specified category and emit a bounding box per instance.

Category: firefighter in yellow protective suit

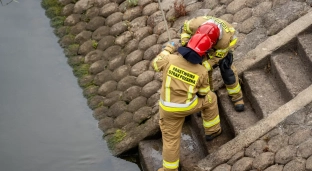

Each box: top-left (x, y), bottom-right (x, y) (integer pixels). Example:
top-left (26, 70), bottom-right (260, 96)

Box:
top-left (180, 16), bottom-right (244, 112)
top-left (152, 26), bottom-right (222, 171)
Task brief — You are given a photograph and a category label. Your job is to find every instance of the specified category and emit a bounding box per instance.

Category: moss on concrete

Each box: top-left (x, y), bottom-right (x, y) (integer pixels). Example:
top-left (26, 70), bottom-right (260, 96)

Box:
top-left (107, 129), bottom-right (127, 151)
top-left (73, 63), bottom-right (90, 77)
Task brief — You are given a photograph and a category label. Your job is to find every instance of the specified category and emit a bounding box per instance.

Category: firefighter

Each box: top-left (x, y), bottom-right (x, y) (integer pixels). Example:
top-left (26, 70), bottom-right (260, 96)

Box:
top-left (152, 27), bottom-right (222, 171)
top-left (180, 16), bottom-right (244, 112)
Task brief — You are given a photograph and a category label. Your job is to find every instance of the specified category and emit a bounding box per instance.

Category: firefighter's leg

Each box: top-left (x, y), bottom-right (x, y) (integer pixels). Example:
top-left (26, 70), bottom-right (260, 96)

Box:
top-left (158, 109), bottom-right (184, 171)
top-left (219, 53), bottom-right (244, 112)
top-left (201, 91), bottom-right (222, 141)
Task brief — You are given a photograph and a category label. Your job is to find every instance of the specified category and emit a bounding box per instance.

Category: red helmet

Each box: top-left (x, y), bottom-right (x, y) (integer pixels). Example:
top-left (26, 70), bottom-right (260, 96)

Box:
top-left (187, 33), bottom-right (213, 57)
top-left (196, 22), bottom-right (220, 45)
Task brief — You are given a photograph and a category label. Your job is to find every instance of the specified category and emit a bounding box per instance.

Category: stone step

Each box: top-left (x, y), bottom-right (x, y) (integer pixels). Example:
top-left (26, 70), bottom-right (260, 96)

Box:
top-left (139, 118), bottom-right (207, 171)
top-left (243, 69), bottom-right (288, 118)
top-left (216, 88), bottom-right (260, 136)
top-left (189, 111), bottom-right (234, 155)
top-left (270, 49), bottom-right (312, 99)
top-left (297, 26), bottom-right (312, 64)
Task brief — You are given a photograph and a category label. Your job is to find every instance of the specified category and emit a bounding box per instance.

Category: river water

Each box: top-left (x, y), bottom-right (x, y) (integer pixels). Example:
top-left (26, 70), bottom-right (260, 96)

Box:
top-left (0, 1), bottom-right (140, 171)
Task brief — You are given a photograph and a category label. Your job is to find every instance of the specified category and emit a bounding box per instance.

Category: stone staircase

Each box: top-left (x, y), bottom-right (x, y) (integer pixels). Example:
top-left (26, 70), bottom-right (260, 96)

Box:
top-left (138, 18), bottom-right (312, 171)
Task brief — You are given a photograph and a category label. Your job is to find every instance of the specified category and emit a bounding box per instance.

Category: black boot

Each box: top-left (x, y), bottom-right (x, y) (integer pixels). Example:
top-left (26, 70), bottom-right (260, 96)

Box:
top-left (205, 129), bottom-right (222, 141)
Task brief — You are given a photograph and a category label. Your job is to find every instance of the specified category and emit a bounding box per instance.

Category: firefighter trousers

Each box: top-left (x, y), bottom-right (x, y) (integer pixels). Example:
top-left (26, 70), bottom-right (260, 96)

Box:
top-left (158, 91), bottom-right (220, 171)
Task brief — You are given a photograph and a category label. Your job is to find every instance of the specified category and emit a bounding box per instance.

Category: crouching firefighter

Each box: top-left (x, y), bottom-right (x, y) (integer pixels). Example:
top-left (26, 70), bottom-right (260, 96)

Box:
top-left (181, 16), bottom-right (244, 112)
top-left (152, 28), bottom-right (222, 171)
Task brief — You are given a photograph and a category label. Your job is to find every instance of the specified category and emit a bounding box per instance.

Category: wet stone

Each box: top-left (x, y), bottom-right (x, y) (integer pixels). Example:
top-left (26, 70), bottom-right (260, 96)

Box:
top-left (238, 16), bottom-right (262, 34)
top-left (78, 75), bottom-right (94, 87)
top-left (147, 93), bottom-right (160, 107)
top-left (55, 26), bottom-right (70, 38)
top-left (103, 45), bottom-right (122, 61)
top-left (123, 6), bottom-right (142, 21)
top-left (267, 134), bottom-right (289, 152)
top-left (110, 21), bottom-right (129, 36)
top-left (64, 14), bottom-right (81, 26)
top-left (84, 50), bottom-right (103, 64)
top-left (138, 34), bottom-right (158, 51)
top-left (284, 109), bottom-right (306, 125)
top-left (289, 128), bottom-right (312, 145)
top-left (227, 150), bottom-right (244, 165)
top-left (233, 7), bottom-right (252, 23)
top-left (208, 5), bottom-right (226, 17)
top-left (86, 16), bottom-right (105, 31)
top-left (263, 164), bottom-right (284, 171)
top-left (87, 95), bottom-right (105, 110)
top-left (129, 16), bottom-right (148, 32)
top-left (133, 26), bottom-right (153, 41)
top-left (219, 14), bottom-right (233, 23)
top-left (275, 145), bottom-right (297, 164)
top-left (89, 60), bottom-right (107, 75)
top-left (59, 35), bottom-right (75, 48)
top-left (103, 91), bottom-right (123, 106)
top-left (226, 0), bottom-right (247, 14)
top-left (245, 140), bottom-right (268, 158)
top-left (107, 101), bottom-right (128, 118)
top-left (68, 55), bottom-right (84, 66)
top-left (115, 31), bottom-right (133, 47)
top-left (92, 106), bottom-right (109, 121)
top-left (128, 96), bottom-right (147, 113)
top-left (157, 29), bottom-right (178, 44)
top-left (306, 155), bottom-right (312, 171)
top-left (147, 11), bottom-right (163, 28)
top-left (107, 54), bottom-right (126, 71)
top-left (122, 122), bottom-right (138, 132)
top-left (283, 158), bottom-right (306, 171)
top-left (112, 65), bottom-right (131, 82)
top-left (78, 40), bottom-right (95, 55)
top-left (142, 3), bottom-right (159, 16)
top-left (83, 85), bottom-right (98, 98)
top-left (99, 2), bottom-right (119, 17)
top-left (204, 0), bottom-right (219, 9)
top-left (125, 50), bottom-right (144, 66)
top-left (85, 7), bottom-right (99, 18)
top-left (97, 35), bottom-right (115, 51)
top-left (231, 157), bottom-right (254, 171)
top-left (73, 0), bottom-right (94, 14)
top-left (62, 3), bottom-right (75, 16)
top-left (98, 116), bottom-right (114, 132)
top-left (213, 163), bottom-right (231, 171)
top-left (59, 0), bottom-right (72, 6)
top-left (70, 22), bottom-right (87, 35)
top-left (153, 21), bottom-right (171, 35)
top-left (133, 106), bottom-right (153, 124)
top-left (130, 60), bottom-right (151, 77)
top-left (105, 12), bottom-right (124, 27)
top-left (91, 26), bottom-right (110, 41)
top-left (136, 70), bottom-right (155, 87)
top-left (75, 30), bottom-right (92, 45)
top-left (297, 138), bottom-right (312, 158)
top-left (98, 80), bottom-right (118, 96)
top-left (252, 152), bottom-right (275, 170)
top-left (123, 39), bottom-right (139, 54)
top-left (117, 76), bottom-right (137, 91)
top-left (93, 70), bottom-right (114, 86)
top-left (252, 1), bottom-right (272, 17)
top-left (122, 86), bottom-right (142, 102)
top-left (114, 112), bottom-right (133, 128)
top-left (143, 44), bottom-right (161, 61)
top-left (141, 80), bottom-right (161, 98)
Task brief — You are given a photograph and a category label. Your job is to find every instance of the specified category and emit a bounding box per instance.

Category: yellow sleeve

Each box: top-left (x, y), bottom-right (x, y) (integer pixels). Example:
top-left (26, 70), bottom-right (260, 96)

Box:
top-left (151, 44), bottom-right (175, 72)
top-left (197, 72), bottom-right (211, 96)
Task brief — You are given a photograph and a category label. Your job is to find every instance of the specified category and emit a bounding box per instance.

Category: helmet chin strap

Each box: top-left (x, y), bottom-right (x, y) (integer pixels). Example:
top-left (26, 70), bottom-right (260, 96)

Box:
top-left (157, 0), bottom-right (171, 42)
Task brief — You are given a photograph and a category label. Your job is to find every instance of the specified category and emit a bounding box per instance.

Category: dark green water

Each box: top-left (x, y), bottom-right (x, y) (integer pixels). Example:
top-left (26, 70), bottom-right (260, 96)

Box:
top-left (0, 1), bottom-right (140, 171)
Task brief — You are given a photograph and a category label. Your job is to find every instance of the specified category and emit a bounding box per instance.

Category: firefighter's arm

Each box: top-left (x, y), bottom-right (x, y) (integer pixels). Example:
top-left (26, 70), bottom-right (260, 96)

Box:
top-left (180, 19), bottom-right (194, 46)
top-left (197, 72), bottom-right (211, 97)
top-left (151, 42), bottom-right (176, 72)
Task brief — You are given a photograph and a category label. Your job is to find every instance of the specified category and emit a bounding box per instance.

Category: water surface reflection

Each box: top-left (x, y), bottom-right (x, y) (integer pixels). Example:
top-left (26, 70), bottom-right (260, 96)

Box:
top-left (0, 1), bottom-right (140, 171)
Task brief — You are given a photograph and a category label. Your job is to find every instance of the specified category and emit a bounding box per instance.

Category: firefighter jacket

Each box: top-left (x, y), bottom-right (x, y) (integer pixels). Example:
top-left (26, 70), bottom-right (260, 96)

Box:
top-left (151, 47), bottom-right (211, 112)
top-left (181, 16), bottom-right (238, 71)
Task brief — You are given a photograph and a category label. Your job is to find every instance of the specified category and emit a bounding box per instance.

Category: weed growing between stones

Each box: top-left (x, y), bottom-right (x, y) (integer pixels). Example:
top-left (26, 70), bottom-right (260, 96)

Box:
top-left (127, 0), bottom-right (138, 7)
top-left (50, 16), bottom-right (66, 29)
top-left (73, 64), bottom-right (90, 78)
top-left (64, 43), bottom-right (79, 57)
top-left (92, 40), bottom-right (98, 49)
top-left (107, 129), bottom-right (127, 151)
